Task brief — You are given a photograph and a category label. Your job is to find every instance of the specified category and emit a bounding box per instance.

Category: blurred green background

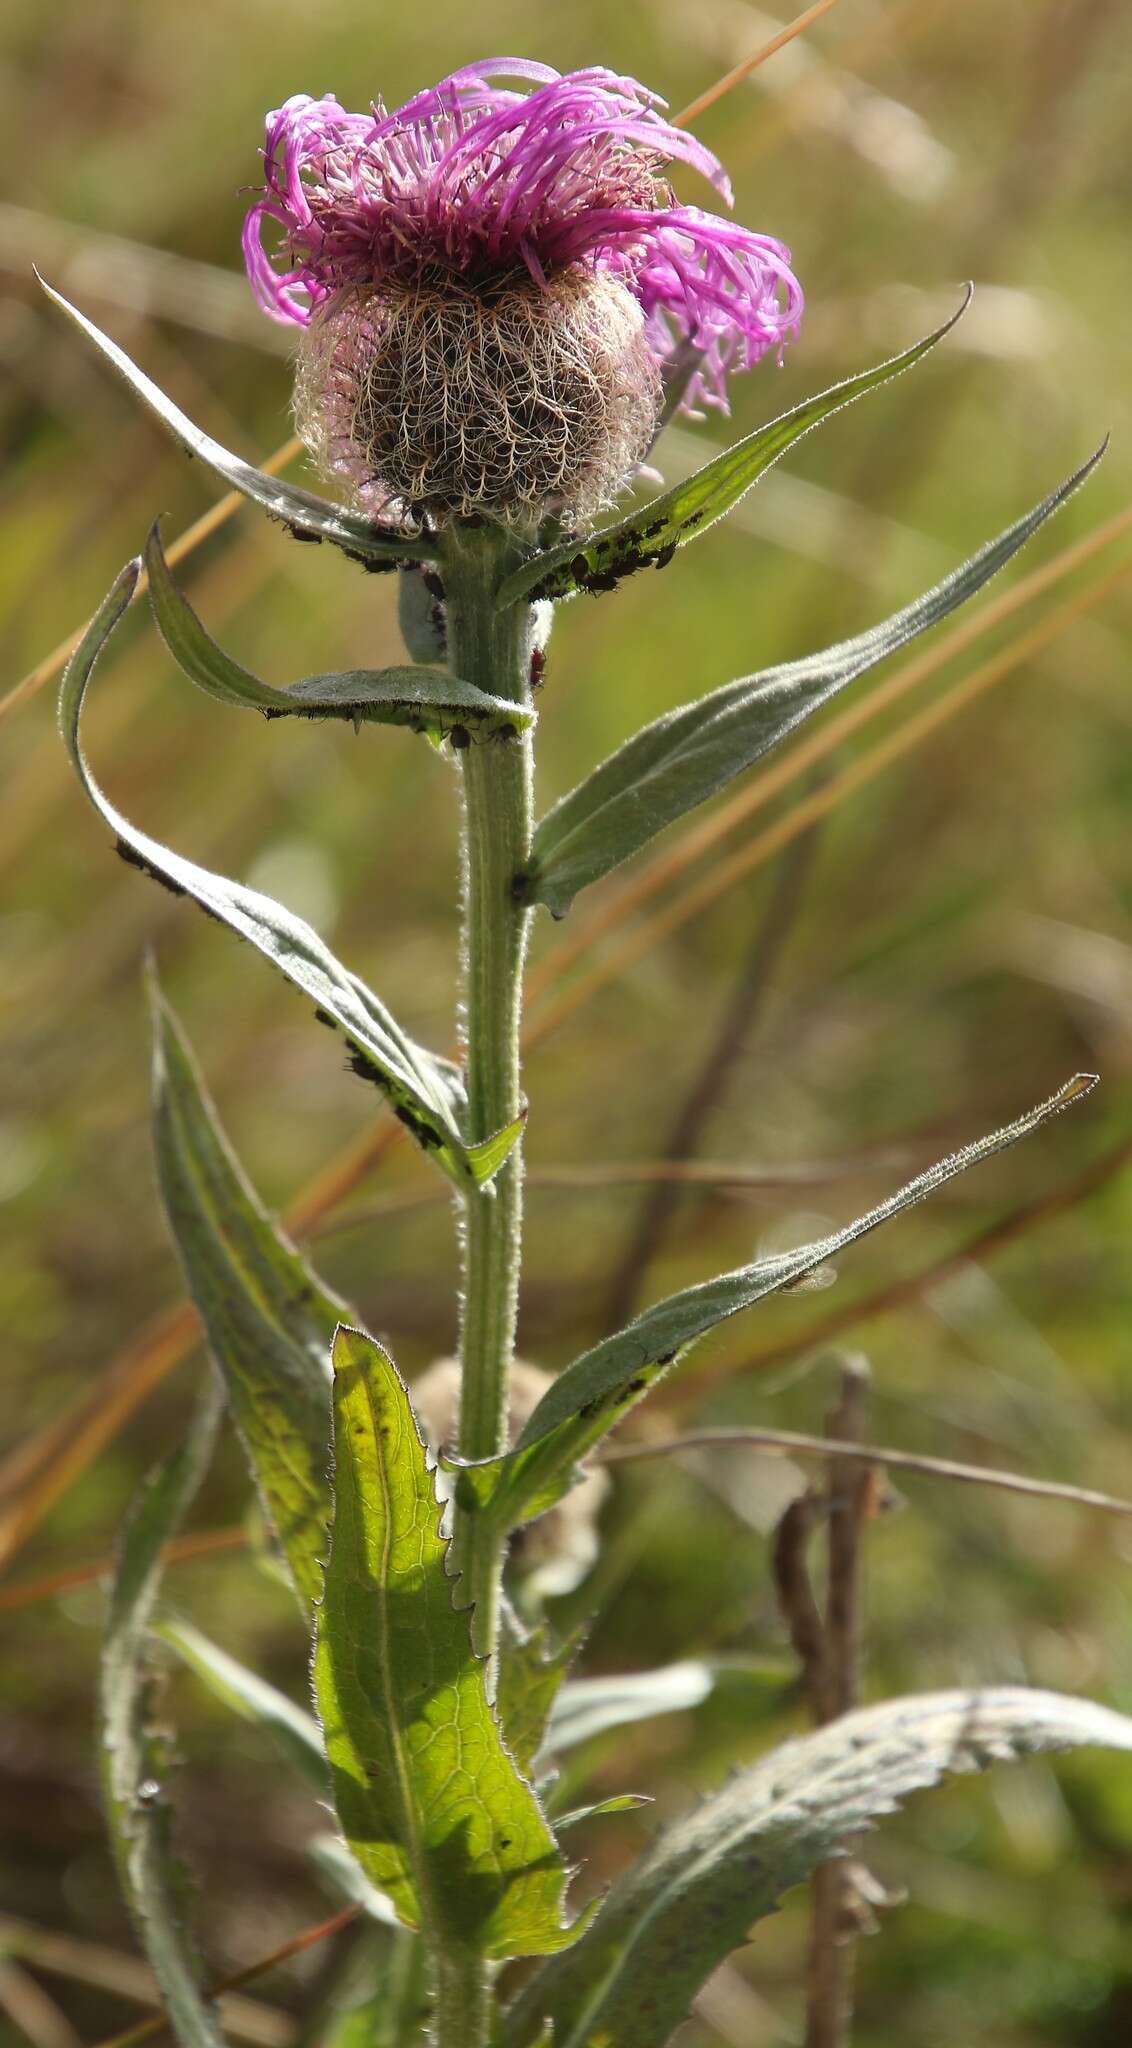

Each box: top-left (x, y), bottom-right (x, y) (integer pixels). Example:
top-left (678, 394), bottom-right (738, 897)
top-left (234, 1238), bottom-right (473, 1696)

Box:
top-left (2, 1), bottom-right (1131, 2042)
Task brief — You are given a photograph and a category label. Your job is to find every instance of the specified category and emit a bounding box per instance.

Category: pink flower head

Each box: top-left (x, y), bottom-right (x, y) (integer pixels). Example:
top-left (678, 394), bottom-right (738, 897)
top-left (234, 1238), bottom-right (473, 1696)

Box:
top-left (243, 59), bottom-right (802, 412)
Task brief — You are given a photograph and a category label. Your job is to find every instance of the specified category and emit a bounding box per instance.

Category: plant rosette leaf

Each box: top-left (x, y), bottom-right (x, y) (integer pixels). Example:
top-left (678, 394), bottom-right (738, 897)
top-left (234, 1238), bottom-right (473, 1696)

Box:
top-left (456, 1076), bottom-right (1096, 1532)
top-left (40, 278), bottom-right (433, 569)
top-left (502, 1686), bottom-right (1132, 2048)
top-left (498, 294), bottom-right (972, 607)
top-left (60, 567), bottom-right (520, 1191)
top-left (101, 1387), bottom-right (226, 2048)
top-left (145, 523), bottom-right (533, 742)
top-left (524, 448), bottom-right (1105, 915)
top-left (314, 1327), bottom-right (593, 1962)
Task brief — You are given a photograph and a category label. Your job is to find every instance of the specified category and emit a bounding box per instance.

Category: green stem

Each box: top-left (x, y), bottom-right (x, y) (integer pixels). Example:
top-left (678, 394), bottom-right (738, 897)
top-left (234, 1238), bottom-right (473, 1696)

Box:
top-left (444, 523), bottom-right (536, 1672)
top-left (432, 1946), bottom-right (492, 2048)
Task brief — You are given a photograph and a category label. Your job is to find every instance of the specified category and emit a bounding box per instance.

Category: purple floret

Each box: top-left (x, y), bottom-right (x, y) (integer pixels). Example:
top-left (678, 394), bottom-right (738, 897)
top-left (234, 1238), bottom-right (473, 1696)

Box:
top-left (243, 59), bottom-right (802, 412)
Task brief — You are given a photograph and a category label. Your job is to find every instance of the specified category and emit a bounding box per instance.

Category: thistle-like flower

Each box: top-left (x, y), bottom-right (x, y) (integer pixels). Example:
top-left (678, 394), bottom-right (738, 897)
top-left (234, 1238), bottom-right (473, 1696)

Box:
top-left (243, 59), bottom-right (803, 529)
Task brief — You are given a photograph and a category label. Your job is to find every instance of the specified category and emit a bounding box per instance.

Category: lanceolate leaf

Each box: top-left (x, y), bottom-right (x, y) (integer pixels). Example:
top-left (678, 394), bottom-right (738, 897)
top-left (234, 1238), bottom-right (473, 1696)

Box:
top-left (61, 570), bottom-right (519, 1190)
top-left (502, 1687), bottom-right (1132, 2048)
top-left (466, 1076), bottom-right (1096, 1531)
top-left (525, 448), bottom-right (1105, 915)
top-left (151, 982), bottom-right (345, 1610)
top-left (40, 278), bottom-right (432, 568)
top-left (145, 525), bottom-right (531, 740)
top-left (314, 1327), bottom-right (587, 1962)
top-left (553, 1795), bottom-right (650, 1833)
top-left (498, 293), bottom-right (972, 607)
top-left (101, 1386), bottom-right (226, 2048)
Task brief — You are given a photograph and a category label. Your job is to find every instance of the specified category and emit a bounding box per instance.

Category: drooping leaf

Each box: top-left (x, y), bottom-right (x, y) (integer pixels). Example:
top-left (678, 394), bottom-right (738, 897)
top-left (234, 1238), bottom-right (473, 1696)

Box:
top-left (464, 1076), bottom-right (1096, 1531)
top-left (40, 278), bottom-right (432, 568)
top-left (524, 449), bottom-right (1105, 915)
top-left (498, 294), bottom-right (972, 607)
top-left (61, 570), bottom-right (520, 1190)
top-left (501, 1687), bottom-right (1132, 2048)
top-left (100, 1385), bottom-right (226, 2048)
top-left (157, 1615), bottom-right (327, 1789)
top-left (497, 1615), bottom-right (580, 1778)
top-left (145, 524), bottom-right (530, 740)
top-left (314, 1326), bottom-right (589, 1962)
top-left (151, 981), bottom-right (345, 1610)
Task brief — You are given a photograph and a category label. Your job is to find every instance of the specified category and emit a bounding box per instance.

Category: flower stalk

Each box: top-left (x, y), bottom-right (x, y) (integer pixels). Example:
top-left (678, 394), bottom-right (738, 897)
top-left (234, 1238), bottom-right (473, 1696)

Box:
top-left (445, 521), bottom-right (536, 1673)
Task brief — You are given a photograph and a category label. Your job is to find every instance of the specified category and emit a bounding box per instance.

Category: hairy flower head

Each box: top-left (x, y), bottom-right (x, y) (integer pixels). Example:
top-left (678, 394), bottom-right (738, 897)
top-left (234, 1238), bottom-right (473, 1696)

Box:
top-left (244, 60), bottom-right (803, 525)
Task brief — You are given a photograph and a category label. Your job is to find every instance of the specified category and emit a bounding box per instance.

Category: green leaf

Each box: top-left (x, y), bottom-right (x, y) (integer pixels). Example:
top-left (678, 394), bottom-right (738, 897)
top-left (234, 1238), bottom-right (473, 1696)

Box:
top-left (501, 1687), bottom-right (1132, 2048)
top-left (157, 1615), bottom-right (327, 1789)
top-left (151, 980), bottom-right (346, 1610)
top-left (545, 1663), bottom-right (717, 1757)
top-left (101, 1386), bottom-right (226, 2048)
top-left (498, 1616), bottom-right (580, 1778)
top-left (145, 524), bottom-right (531, 740)
top-left (307, 1835), bottom-right (401, 1928)
top-left (61, 572), bottom-right (518, 1191)
top-left (466, 1075), bottom-right (1096, 1531)
top-left (553, 1796), bottom-right (651, 1833)
top-left (39, 278), bottom-right (432, 568)
top-left (314, 1326), bottom-right (588, 1962)
top-left (525, 448), bottom-right (1105, 915)
top-left (498, 293), bottom-right (972, 607)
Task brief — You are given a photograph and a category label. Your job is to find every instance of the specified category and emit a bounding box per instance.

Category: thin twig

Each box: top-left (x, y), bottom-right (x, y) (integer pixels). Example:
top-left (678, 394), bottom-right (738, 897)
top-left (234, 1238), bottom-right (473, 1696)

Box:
top-left (309, 1142), bottom-right (914, 1240)
top-left (772, 1492), bottom-right (828, 1695)
top-left (673, 0), bottom-right (844, 127)
top-left (806, 1360), bottom-right (875, 2048)
top-left (601, 1426), bottom-right (1132, 1519)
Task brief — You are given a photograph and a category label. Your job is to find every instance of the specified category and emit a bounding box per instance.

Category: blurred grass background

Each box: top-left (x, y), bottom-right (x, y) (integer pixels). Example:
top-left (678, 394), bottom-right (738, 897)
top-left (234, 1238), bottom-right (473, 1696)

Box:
top-left (2, 1), bottom-right (1131, 2042)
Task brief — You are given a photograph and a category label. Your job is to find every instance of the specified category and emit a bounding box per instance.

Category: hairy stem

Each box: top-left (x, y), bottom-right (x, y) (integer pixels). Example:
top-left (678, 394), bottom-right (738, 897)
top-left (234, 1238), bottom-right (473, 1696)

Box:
top-left (444, 524), bottom-right (537, 1672)
top-left (433, 1945), bottom-right (492, 2048)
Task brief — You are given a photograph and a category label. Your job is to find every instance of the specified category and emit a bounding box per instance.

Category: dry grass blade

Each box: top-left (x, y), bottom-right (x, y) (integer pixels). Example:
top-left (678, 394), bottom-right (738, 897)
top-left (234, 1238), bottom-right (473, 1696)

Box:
top-left (0, 1526), bottom-right (247, 1615)
top-left (0, 1916), bottom-right (301, 2048)
top-left (523, 549), bottom-right (1132, 1050)
top-left (673, 0), bottom-right (844, 127)
top-left (84, 1910), bottom-right (358, 2048)
top-left (602, 1426), bottom-right (1132, 1519)
top-left (525, 501), bottom-right (1132, 1012)
top-left (0, 436), bottom-right (302, 723)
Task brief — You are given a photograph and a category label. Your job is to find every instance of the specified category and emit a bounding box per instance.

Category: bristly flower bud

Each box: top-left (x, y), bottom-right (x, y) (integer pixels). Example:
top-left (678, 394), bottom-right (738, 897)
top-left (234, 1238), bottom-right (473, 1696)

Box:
top-left (244, 60), bottom-right (804, 529)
